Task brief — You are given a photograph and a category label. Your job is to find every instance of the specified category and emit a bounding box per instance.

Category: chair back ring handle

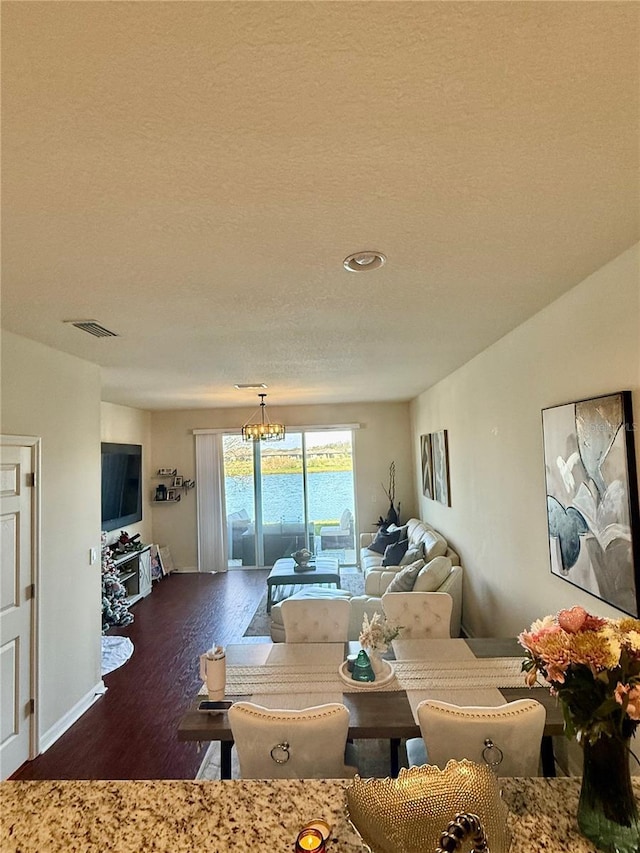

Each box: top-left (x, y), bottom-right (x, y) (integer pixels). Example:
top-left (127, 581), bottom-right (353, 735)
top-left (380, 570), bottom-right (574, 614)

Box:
top-left (270, 742), bottom-right (291, 764)
top-left (482, 737), bottom-right (504, 768)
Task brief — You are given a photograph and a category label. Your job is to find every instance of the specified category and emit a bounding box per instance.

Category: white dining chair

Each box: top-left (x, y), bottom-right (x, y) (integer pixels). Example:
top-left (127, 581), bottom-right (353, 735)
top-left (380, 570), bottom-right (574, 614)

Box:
top-left (405, 698), bottom-right (546, 776)
top-left (381, 591), bottom-right (452, 639)
top-left (228, 701), bottom-right (358, 779)
top-left (280, 597), bottom-right (351, 642)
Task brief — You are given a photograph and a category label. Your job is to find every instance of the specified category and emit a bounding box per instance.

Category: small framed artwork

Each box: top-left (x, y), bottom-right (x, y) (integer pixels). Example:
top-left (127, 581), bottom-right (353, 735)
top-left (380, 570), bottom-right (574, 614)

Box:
top-left (173, 475), bottom-right (183, 488)
top-left (432, 429), bottom-right (451, 506)
top-left (167, 489), bottom-right (177, 501)
top-left (150, 544), bottom-right (164, 580)
top-left (542, 390), bottom-right (640, 616)
top-left (159, 545), bottom-right (175, 575)
top-left (420, 434), bottom-right (434, 499)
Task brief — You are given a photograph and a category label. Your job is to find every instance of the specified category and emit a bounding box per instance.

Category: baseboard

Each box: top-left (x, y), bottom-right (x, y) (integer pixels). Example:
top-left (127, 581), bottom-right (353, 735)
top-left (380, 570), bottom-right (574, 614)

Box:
top-left (39, 680), bottom-right (106, 754)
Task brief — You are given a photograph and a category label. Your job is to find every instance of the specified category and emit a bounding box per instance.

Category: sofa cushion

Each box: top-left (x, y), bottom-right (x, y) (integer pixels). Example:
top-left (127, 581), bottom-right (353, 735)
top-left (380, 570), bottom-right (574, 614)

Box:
top-left (368, 526), bottom-right (402, 555)
top-left (385, 559), bottom-right (425, 593)
top-left (382, 538), bottom-right (409, 567)
top-left (413, 556), bottom-right (452, 592)
top-left (399, 541), bottom-right (425, 565)
top-left (418, 528), bottom-right (449, 561)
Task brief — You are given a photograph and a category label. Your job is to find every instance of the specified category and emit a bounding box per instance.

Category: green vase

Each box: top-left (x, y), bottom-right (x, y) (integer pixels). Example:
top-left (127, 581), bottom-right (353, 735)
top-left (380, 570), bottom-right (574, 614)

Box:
top-left (577, 734), bottom-right (640, 853)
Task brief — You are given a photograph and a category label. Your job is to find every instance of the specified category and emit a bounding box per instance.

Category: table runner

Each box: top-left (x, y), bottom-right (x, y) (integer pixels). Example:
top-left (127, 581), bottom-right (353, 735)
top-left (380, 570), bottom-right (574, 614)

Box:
top-left (393, 657), bottom-right (534, 691)
top-left (199, 656), bottom-right (535, 697)
top-left (222, 663), bottom-right (402, 694)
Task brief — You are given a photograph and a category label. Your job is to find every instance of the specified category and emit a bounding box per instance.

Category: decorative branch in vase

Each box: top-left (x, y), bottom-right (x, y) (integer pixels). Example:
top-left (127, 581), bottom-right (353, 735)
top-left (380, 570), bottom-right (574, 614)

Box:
top-left (378, 461), bottom-right (400, 527)
top-left (359, 612), bottom-right (401, 676)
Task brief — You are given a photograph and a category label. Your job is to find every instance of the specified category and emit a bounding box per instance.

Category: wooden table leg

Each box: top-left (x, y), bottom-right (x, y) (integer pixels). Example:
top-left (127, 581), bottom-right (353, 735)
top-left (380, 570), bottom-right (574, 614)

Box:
top-left (390, 738), bottom-right (401, 777)
top-left (266, 583), bottom-right (273, 613)
top-left (221, 741), bottom-right (233, 779)
top-left (541, 735), bottom-right (556, 777)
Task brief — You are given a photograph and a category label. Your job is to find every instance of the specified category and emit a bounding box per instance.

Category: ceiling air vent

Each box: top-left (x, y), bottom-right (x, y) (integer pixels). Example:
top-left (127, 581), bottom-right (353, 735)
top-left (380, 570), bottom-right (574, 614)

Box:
top-left (64, 320), bottom-right (118, 338)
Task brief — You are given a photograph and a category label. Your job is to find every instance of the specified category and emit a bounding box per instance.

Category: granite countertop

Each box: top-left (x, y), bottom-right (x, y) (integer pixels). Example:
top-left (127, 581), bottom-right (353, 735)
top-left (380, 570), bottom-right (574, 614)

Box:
top-left (2, 777), bottom-right (636, 852)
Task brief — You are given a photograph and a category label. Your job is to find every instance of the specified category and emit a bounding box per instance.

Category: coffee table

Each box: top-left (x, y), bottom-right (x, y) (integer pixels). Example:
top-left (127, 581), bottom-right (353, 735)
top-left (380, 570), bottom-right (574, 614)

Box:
top-left (266, 556), bottom-right (340, 612)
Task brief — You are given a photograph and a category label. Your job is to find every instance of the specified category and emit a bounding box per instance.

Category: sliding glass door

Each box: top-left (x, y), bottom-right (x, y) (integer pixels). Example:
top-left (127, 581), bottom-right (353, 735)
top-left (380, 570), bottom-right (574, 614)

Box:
top-left (223, 429), bottom-right (356, 568)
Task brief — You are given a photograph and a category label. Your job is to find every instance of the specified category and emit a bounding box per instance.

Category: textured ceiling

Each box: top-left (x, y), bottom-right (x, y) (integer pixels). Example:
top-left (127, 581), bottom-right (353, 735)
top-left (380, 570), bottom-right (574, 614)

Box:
top-left (2, 1), bottom-right (638, 410)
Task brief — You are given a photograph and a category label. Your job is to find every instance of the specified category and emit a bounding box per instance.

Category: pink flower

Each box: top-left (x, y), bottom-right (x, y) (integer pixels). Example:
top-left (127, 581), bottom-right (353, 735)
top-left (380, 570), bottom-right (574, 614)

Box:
top-left (615, 683), bottom-right (640, 721)
top-left (558, 606), bottom-right (588, 633)
top-left (627, 688), bottom-right (640, 720)
top-left (615, 682), bottom-right (629, 704)
top-left (544, 660), bottom-right (568, 684)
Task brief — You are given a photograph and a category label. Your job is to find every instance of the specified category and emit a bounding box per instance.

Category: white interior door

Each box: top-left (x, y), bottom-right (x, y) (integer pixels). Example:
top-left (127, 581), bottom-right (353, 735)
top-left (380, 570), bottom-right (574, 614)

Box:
top-left (0, 441), bottom-right (37, 779)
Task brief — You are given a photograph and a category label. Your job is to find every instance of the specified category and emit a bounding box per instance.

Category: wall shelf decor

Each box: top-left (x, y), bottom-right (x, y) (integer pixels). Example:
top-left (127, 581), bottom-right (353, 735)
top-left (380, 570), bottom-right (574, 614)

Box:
top-left (152, 468), bottom-right (195, 503)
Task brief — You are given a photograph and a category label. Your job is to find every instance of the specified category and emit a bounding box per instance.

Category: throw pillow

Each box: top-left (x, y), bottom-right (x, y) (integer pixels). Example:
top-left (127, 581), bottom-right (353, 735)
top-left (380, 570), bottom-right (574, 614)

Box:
top-left (382, 538), bottom-right (409, 567)
top-left (420, 529), bottom-right (449, 561)
top-left (385, 559), bottom-right (426, 593)
top-left (412, 556), bottom-right (453, 592)
top-left (368, 526), bottom-right (402, 555)
top-left (399, 542), bottom-right (425, 566)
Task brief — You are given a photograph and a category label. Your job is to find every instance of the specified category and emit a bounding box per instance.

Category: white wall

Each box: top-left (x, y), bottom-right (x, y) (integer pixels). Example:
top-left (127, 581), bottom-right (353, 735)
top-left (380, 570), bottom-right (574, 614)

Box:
top-left (150, 402), bottom-right (414, 570)
top-left (411, 244), bottom-right (640, 638)
top-left (101, 402), bottom-right (152, 546)
top-left (1, 331), bottom-right (103, 742)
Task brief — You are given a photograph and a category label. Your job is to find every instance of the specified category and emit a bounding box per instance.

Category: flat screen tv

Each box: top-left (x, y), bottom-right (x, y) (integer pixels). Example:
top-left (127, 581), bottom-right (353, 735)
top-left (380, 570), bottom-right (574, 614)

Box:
top-left (101, 442), bottom-right (143, 532)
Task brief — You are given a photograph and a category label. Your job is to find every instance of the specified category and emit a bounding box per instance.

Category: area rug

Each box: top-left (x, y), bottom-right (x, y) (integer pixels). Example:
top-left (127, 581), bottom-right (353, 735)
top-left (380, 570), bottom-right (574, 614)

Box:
top-left (195, 737), bottom-right (406, 780)
top-left (243, 568), bottom-right (365, 637)
top-left (101, 636), bottom-right (134, 675)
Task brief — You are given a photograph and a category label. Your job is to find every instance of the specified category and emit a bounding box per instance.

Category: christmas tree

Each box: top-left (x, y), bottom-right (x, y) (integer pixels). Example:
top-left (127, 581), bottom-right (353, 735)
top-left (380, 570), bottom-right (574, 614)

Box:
top-left (101, 531), bottom-right (134, 632)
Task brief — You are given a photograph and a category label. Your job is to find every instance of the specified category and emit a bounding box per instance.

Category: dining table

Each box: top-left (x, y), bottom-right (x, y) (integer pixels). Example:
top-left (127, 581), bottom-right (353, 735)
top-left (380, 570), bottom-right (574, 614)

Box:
top-left (178, 636), bottom-right (563, 779)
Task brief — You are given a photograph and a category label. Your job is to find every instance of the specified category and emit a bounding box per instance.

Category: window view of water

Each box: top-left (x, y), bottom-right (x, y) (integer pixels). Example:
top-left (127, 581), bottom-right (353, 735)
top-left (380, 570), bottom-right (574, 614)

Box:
top-left (225, 470), bottom-right (355, 524)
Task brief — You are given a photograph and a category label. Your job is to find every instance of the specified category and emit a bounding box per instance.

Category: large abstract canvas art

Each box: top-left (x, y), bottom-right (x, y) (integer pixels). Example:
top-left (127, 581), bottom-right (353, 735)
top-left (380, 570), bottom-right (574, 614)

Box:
top-left (542, 391), bottom-right (640, 616)
top-left (420, 434), bottom-right (433, 499)
top-left (432, 429), bottom-right (450, 507)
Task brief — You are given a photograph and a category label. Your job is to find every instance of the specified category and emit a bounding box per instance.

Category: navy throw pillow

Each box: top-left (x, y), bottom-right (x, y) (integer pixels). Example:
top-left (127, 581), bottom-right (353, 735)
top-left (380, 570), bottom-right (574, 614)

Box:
top-left (368, 527), bottom-right (401, 555)
top-left (382, 538), bottom-right (410, 567)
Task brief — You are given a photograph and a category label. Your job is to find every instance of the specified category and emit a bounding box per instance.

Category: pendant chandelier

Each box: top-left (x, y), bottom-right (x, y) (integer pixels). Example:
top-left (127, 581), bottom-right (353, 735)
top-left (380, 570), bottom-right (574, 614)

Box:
top-left (241, 393), bottom-right (285, 442)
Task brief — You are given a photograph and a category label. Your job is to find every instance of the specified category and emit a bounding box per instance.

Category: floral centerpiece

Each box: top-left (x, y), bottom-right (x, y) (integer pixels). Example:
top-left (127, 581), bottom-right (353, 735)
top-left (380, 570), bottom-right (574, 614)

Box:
top-left (519, 605), bottom-right (640, 852)
top-left (359, 612), bottom-right (400, 676)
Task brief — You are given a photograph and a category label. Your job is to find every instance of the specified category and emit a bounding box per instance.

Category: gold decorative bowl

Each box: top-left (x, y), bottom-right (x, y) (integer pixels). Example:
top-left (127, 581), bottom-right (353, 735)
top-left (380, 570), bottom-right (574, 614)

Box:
top-left (345, 761), bottom-right (510, 853)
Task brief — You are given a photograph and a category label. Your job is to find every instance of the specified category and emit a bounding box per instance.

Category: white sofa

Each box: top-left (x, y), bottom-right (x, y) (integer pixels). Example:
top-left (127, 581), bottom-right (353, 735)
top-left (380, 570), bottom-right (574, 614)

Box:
top-left (359, 518), bottom-right (459, 574)
top-left (270, 518), bottom-right (463, 640)
top-left (354, 518), bottom-right (463, 637)
top-left (349, 561), bottom-right (463, 640)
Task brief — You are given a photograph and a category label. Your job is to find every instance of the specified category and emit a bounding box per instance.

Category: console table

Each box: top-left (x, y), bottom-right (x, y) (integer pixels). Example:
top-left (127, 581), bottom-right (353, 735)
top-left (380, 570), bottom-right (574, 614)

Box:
top-left (112, 546), bottom-right (152, 605)
top-left (266, 556), bottom-right (340, 611)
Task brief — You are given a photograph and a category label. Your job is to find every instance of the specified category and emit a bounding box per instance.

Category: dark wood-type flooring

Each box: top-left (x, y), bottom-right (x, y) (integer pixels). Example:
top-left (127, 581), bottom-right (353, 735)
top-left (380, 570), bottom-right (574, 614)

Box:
top-left (10, 569), bottom-right (269, 780)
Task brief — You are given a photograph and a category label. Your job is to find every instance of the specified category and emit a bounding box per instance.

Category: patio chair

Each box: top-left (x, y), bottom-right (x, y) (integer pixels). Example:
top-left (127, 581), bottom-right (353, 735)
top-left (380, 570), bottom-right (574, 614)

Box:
top-left (280, 597), bottom-right (351, 642)
top-left (319, 508), bottom-right (354, 551)
top-left (228, 701), bottom-right (358, 778)
top-left (381, 591), bottom-right (453, 639)
top-left (406, 698), bottom-right (546, 776)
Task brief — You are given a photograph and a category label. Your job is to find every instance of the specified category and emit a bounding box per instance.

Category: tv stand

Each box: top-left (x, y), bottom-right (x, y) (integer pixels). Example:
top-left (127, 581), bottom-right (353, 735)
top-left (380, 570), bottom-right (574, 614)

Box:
top-left (113, 546), bottom-right (152, 606)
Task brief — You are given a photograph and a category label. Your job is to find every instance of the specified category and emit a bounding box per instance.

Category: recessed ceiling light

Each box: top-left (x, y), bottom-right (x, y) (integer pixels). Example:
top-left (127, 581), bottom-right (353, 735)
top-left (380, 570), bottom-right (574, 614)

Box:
top-left (343, 251), bottom-right (386, 272)
top-left (234, 383), bottom-right (268, 390)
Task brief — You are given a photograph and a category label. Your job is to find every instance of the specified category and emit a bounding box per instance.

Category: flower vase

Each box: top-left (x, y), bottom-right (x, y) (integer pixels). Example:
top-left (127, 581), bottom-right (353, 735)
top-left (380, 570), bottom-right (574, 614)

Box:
top-left (367, 649), bottom-right (385, 677)
top-left (577, 734), bottom-right (640, 853)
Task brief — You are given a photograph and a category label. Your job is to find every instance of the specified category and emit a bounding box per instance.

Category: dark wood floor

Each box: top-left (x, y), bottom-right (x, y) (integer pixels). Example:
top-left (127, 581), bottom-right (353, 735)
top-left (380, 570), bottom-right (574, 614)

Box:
top-left (10, 569), bottom-right (269, 780)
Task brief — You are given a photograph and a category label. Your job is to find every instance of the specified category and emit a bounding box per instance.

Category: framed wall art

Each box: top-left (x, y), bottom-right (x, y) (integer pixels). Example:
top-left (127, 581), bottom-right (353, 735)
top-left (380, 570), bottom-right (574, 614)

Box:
top-left (150, 544), bottom-right (164, 580)
top-left (431, 429), bottom-right (450, 507)
top-left (420, 434), bottom-right (433, 499)
top-left (542, 390), bottom-right (640, 616)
